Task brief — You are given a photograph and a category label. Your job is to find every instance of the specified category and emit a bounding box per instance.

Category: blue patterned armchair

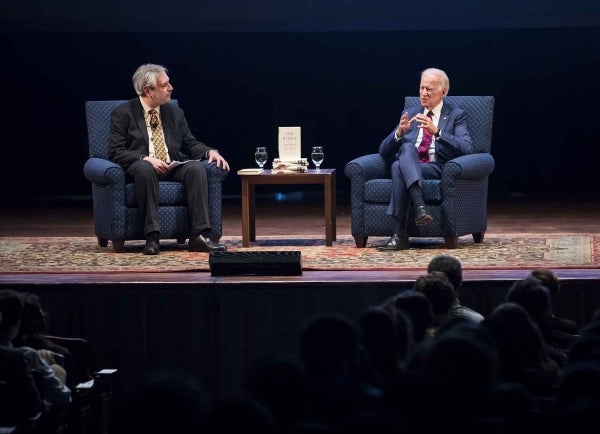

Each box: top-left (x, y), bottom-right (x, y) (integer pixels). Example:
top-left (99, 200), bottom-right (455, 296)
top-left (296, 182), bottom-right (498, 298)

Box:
top-left (83, 100), bottom-right (228, 252)
top-left (344, 96), bottom-right (495, 249)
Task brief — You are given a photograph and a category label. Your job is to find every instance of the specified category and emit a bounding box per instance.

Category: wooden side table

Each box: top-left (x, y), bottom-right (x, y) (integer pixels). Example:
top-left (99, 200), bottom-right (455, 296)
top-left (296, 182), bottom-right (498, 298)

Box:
top-left (237, 169), bottom-right (337, 247)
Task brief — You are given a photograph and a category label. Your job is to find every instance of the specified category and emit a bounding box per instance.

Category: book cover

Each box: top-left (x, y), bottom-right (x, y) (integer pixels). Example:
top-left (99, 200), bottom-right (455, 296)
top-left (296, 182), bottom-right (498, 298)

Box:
top-left (278, 126), bottom-right (301, 161)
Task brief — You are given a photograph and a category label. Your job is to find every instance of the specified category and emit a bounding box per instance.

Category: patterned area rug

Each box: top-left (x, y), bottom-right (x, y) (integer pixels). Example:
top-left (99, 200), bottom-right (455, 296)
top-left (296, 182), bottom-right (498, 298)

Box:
top-left (0, 234), bottom-right (598, 273)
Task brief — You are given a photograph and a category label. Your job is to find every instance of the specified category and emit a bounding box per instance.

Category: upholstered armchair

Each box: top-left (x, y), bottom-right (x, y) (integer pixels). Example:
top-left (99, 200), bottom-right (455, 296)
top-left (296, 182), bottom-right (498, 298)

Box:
top-left (344, 96), bottom-right (495, 249)
top-left (83, 100), bottom-right (228, 252)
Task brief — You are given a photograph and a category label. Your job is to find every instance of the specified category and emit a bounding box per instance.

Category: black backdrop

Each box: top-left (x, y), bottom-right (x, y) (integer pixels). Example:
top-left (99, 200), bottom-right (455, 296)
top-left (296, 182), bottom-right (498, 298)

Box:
top-left (1, 2), bottom-right (599, 204)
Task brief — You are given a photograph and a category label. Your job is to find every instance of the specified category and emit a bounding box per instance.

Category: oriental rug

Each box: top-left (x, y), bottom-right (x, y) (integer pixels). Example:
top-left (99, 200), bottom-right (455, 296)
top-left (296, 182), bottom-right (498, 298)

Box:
top-left (0, 234), bottom-right (598, 274)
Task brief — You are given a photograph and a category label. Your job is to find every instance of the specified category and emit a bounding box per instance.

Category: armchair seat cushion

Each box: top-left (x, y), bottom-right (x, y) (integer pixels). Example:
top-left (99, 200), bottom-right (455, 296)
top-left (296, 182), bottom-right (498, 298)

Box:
top-left (364, 179), bottom-right (442, 204)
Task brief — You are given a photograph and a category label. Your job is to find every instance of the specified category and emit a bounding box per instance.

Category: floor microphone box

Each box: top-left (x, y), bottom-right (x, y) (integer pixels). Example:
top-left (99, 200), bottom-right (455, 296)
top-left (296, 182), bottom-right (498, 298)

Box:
top-left (209, 251), bottom-right (302, 276)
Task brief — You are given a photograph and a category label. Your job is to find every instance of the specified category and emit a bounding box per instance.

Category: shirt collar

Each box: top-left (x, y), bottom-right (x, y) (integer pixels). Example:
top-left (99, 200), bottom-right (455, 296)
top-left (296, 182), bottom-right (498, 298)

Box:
top-left (424, 101), bottom-right (443, 119)
top-left (140, 97), bottom-right (159, 119)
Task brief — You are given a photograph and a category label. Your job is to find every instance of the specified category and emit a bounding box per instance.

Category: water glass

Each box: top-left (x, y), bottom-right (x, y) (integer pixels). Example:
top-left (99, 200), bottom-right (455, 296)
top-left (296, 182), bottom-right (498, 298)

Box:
top-left (311, 146), bottom-right (324, 171)
top-left (255, 147), bottom-right (268, 171)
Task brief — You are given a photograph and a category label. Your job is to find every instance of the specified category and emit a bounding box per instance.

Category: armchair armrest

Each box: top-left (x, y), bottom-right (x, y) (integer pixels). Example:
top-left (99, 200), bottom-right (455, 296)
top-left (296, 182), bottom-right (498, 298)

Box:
top-left (344, 153), bottom-right (389, 182)
top-left (442, 153), bottom-right (495, 182)
top-left (205, 162), bottom-right (230, 182)
top-left (83, 158), bottom-right (125, 187)
top-left (84, 158), bottom-right (229, 187)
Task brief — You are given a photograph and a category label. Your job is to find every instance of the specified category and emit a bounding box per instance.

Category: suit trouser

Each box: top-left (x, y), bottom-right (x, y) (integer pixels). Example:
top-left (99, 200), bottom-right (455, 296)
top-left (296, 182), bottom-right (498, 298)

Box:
top-left (126, 160), bottom-right (210, 237)
top-left (387, 144), bottom-right (442, 232)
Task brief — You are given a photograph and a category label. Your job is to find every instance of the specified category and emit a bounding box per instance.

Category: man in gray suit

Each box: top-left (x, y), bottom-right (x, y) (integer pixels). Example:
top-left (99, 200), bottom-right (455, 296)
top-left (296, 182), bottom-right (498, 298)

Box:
top-left (378, 68), bottom-right (472, 250)
top-left (109, 63), bottom-right (229, 255)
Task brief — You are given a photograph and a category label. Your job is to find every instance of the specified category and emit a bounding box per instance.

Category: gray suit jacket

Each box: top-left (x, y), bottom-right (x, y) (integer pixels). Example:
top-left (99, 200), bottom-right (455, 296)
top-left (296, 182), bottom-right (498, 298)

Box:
top-left (108, 98), bottom-right (212, 168)
top-left (379, 101), bottom-right (472, 164)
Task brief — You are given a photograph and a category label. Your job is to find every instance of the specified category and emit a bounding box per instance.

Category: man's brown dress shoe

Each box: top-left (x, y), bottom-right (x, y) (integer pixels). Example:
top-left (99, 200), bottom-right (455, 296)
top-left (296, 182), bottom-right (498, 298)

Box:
top-left (415, 206), bottom-right (433, 226)
top-left (377, 233), bottom-right (410, 251)
top-left (189, 234), bottom-right (227, 252)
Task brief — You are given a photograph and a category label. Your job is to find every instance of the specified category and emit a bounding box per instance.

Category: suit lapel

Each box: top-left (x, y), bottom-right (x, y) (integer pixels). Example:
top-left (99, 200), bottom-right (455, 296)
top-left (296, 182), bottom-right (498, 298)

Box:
top-left (131, 99), bottom-right (150, 146)
top-left (159, 104), bottom-right (174, 151)
top-left (438, 101), bottom-right (452, 134)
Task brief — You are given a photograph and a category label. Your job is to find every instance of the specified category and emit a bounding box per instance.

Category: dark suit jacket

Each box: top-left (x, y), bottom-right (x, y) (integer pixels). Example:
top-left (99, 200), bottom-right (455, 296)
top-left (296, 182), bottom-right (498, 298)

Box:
top-left (379, 101), bottom-right (472, 164)
top-left (108, 98), bottom-right (212, 168)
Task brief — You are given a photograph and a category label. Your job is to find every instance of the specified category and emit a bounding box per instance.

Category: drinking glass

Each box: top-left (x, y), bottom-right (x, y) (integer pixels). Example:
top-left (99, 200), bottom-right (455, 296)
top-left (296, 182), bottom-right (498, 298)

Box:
top-left (255, 147), bottom-right (268, 171)
top-left (311, 146), bottom-right (324, 171)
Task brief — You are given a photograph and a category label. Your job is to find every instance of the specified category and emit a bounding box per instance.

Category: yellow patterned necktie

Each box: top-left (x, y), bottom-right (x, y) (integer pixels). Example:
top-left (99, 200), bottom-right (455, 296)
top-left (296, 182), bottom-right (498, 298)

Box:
top-left (148, 109), bottom-right (169, 162)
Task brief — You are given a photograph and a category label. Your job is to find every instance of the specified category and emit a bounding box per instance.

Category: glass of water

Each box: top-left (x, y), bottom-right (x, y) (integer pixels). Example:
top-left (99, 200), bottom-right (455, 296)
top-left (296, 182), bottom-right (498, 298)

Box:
top-left (255, 147), bottom-right (268, 171)
top-left (311, 146), bottom-right (324, 171)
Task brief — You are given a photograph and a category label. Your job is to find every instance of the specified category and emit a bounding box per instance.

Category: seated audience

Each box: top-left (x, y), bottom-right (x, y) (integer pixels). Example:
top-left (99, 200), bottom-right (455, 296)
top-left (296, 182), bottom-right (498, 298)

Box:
top-left (298, 313), bottom-right (383, 430)
top-left (0, 289), bottom-right (71, 410)
top-left (530, 268), bottom-right (580, 350)
top-left (413, 272), bottom-right (455, 336)
top-left (244, 353), bottom-right (310, 434)
top-left (114, 369), bottom-right (209, 434)
top-left (14, 292), bottom-right (71, 357)
top-left (357, 305), bottom-right (409, 390)
top-left (505, 276), bottom-right (568, 368)
top-left (388, 289), bottom-right (433, 344)
top-left (483, 302), bottom-right (561, 400)
top-left (427, 254), bottom-right (484, 322)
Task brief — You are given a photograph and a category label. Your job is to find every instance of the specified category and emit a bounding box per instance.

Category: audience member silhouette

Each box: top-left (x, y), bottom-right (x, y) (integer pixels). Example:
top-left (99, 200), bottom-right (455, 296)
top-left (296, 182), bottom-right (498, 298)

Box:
top-left (420, 325), bottom-right (509, 432)
top-left (388, 289), bottom-right (433, 344)
top-left (0, 289), bottom-right (71, 413)
top-left (413, 271), bottom-right (455, 336)
top-left (357, 305), bottom-right (410, 391)
top-left (505, 276), bottom-right (568, 368)
top-left (566, 315), bottom-right (600, 365)
top-left (379, 303), bottom-right (413, 367)
top-left (13, 292), bottom-right (71, 357)
top-left (427, 254), bottom-right (485, 322)
top-left (547, 360), bottom-right (600, 434)
top-left (0, 305), bottom-right (44, 429)
top-left (13, 292), bottom-right (72, 386)
top-left (208, 393), bottom-right (276, 434)
top-left (483, 302), bottom-right (561, 400)
top-left (244, 352), bottom-right (310, 434)
top-left (113, 369), bottom-right (209, 434)
top-left (530, 268), bottom-right (580, 350)
top-left (298, 313), bottom-right (383, 430)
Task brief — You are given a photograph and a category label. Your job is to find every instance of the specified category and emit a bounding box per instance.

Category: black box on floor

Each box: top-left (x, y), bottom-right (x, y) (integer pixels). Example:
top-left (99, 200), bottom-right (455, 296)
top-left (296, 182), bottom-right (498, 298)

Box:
top-left (209, 251), bottom-right (302, 276)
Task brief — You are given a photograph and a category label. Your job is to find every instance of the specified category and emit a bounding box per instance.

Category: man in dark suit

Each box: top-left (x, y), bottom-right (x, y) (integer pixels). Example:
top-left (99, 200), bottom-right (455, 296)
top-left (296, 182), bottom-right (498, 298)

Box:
top-left (378, 68), bottom-right (472, 250)
top-left (109, 63), bottom-right (230, 255)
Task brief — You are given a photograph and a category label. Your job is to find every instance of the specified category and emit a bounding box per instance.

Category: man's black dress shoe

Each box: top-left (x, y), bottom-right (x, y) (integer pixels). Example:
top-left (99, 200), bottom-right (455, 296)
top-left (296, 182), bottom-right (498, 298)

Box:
top-left (143, 233), bottom-right (160, 255)
top-left (377, 233), bottom-right (410, 251)
top-left (189, 234), bottom-right (227, 252)
top-left (415, 206), bottom-right (433, 226)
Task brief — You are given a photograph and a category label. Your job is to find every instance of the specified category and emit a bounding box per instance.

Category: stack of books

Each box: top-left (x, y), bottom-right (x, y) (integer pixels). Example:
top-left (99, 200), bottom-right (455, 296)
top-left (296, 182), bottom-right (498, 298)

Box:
top-left (272, 158), bottom-right (309, 173)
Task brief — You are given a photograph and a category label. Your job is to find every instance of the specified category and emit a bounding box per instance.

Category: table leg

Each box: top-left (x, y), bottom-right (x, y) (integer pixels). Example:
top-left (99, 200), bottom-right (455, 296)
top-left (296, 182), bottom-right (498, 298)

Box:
top-left (249, 184), bottom-right (256, 242)
top-left (331, 170), bottom-right (337, 241)
top-left (241, 179), bottom-right (255, 247)
top-left (324, 172), bottom-right (336, 246)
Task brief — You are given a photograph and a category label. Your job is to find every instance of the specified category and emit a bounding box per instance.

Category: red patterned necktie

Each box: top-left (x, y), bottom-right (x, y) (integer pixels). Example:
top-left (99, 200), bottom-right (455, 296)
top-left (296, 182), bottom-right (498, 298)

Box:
top-left (417, 110), bottom-right (434, 163)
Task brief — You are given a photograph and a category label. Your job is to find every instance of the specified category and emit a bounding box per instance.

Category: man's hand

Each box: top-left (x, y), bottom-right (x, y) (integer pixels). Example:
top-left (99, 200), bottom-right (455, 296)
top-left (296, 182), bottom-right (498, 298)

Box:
top-left (142, 156), bottom-right (170, 174)
top-left (208, 150), bottom-right (230, 171)
top-left (396, 112), bottom-right (412, 138)
top-left (413, 113), bottom-right (437, 135)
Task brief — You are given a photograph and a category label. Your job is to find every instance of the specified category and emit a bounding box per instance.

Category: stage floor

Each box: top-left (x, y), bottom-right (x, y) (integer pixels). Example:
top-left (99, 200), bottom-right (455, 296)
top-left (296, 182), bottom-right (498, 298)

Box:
top-left (1, 193), bottom-right (599, 285)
